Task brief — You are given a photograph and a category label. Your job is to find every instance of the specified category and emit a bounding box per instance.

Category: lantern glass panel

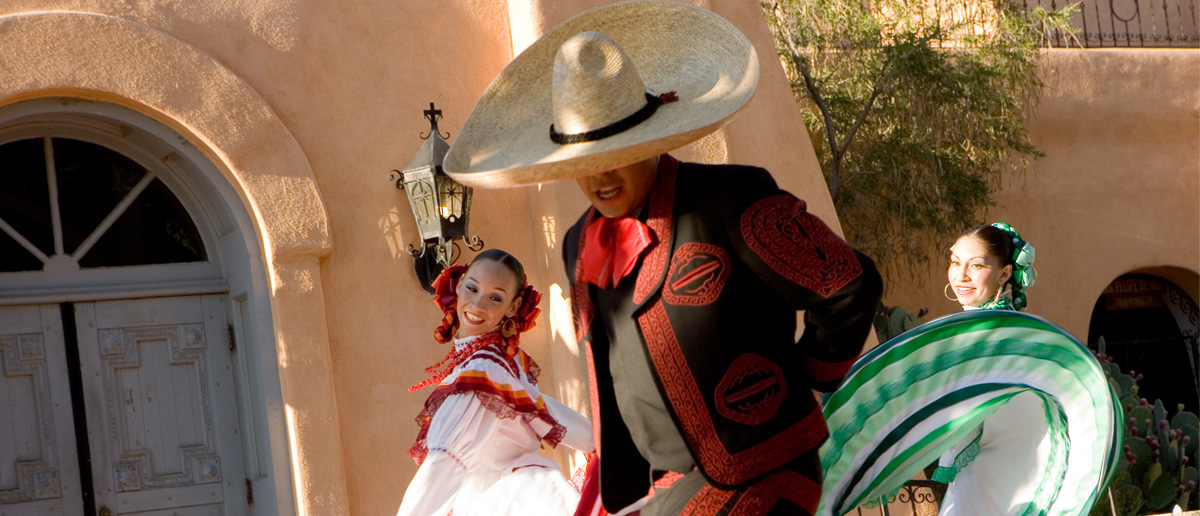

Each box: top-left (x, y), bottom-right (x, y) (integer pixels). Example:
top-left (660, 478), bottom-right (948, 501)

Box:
top-left (438, 177), bottom-right (465, 222)
top-left (431, 172), bottom-right (471, 240)
top-left (403, 167), bottom-right (441, 242)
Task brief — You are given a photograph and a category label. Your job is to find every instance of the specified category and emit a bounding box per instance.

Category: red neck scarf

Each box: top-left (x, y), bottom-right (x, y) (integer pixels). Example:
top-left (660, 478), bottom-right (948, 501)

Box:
top-left (581, 214), bottom-right (653, 290)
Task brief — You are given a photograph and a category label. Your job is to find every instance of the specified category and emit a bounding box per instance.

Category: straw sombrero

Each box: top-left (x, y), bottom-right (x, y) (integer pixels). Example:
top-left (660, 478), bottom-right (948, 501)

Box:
top-left (443, 0), bottom-right (759, 188)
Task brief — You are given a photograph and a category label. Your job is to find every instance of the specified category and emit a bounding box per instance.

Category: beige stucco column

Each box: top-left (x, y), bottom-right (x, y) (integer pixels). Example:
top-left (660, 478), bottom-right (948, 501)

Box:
top-left (0, 10), bottom-right (345, 515)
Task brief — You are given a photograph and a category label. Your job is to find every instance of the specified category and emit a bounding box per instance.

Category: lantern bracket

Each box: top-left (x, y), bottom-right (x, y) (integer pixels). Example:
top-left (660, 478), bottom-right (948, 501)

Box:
top-left (389, 103), bottom-right (483, 292)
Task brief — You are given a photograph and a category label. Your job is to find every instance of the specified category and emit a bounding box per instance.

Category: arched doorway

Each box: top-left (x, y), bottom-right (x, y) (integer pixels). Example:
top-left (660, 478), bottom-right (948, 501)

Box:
top-left (1087, 273), bottom-right (1200, 413)
top-left (0, 99), bottom-right (276, 516)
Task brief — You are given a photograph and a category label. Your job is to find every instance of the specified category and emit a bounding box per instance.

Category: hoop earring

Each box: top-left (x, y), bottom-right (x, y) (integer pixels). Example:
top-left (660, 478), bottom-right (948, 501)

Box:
top-left (944, 283), bottom-right (958, 301)
top-left (500, 317), bottom-right (518, 338)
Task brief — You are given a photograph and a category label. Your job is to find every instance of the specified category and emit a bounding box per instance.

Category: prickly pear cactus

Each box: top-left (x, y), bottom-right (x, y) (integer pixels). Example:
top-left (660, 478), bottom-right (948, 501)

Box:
top-left (1090, 337), bottom-right (1199, 515)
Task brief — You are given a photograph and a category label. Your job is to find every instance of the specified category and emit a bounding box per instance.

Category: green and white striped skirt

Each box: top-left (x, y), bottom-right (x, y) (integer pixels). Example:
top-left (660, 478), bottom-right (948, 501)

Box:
top-left (818, 310), bottom-right (1122, 516)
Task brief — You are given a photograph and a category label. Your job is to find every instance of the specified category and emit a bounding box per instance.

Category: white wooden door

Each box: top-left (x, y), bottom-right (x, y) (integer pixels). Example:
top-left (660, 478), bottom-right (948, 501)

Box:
top-left (74, 295), bottom-right (247, 516)
top-left (0, 304), bottom-right (83, 516)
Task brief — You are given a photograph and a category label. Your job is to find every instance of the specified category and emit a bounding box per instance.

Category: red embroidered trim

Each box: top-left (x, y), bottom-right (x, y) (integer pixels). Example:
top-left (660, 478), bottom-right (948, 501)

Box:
top-left (573, 208), bottom-right (598, 344)
top-left (806, 355), bottom-right (858, 384)
top-left (584, 343), bottom-right (602, 456)
top-left (428, 446), bottom-right (469, 472)
top-left (740, 194), bottom-right (861, 297)
top-left (574, 209), bottom-right (603, 455)
top-left (572, 454), bottom-right (603, 516)
top-left (408, 356), bottom-right (564, 464)
top-left (410, 387), bottom-right (563, 463)
top-left (662, 243), bottom-right (731, 307)
top-left (713, 353), bottom-right (787, 426)
top-left (519, 351), bottom-right (542, 385)
top-left (728, 470), bottom-right (821, 516)
top-left (654, 471), bottom-right (686, 489)
top-left (469, 349), bottom-right (520, 379)
top-left (542, 424), bottom-right (567, 448)
top-left (568, 452), bottom-right (595, 492)
top-left (633, 155), bottom-right (678, 305)
top-left (675, 469), bottom-right (821, 516)
top-left (513, 464), bottom-right (553, 473)
top-left (680, 483), bottom-right (736, 516)
top-left (638, 300), bottom-right (829, 485)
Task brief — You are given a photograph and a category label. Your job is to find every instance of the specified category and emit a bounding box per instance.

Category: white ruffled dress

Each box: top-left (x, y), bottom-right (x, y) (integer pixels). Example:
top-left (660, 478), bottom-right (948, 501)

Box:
top-left (935, 391), bottom-right (1057, 515)
top-left (397, 334), bottom-right (594, 516)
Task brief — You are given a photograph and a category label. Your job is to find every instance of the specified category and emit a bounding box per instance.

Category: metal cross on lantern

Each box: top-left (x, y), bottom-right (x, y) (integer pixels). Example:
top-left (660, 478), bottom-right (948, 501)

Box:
top-left (390, 103), bottom-right (483, 293)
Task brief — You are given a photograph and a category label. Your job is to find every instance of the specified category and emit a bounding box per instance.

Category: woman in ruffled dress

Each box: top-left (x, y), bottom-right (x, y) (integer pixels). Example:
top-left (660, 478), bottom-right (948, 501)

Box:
top-left (396, 249), bottom-right (594, 516)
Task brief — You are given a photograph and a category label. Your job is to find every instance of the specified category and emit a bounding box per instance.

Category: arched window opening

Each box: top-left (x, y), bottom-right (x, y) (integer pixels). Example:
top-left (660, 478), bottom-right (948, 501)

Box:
top-left (1088, 273), bottom-right (1200, 413)
top-left (0, 137), bottom-right (206, 273)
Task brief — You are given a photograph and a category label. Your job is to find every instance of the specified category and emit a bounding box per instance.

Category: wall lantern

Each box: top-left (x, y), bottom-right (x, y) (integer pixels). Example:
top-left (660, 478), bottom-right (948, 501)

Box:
top-left (390, 103), bottom-right (483, 293)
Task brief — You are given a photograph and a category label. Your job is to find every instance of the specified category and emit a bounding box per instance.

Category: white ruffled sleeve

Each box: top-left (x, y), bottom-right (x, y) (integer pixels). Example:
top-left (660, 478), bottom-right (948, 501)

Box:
top-left (539, 394), bottom-right (594, 453)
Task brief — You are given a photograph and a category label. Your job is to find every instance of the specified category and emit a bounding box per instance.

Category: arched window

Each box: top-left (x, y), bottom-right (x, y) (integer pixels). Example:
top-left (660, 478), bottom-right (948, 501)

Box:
top-left (0, 98), bottom-right (284, 516)
top-left (0, 137), bottom-right (206, 272)
top-left (0, 112), bottom-right (227, 304)
top-left (1088, 273), bottom-right (1200, 413)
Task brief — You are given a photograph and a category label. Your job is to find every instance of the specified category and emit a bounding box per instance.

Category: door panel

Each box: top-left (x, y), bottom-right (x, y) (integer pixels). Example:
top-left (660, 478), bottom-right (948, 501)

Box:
top-left (0, 304), bottom-right (83, 516)
top-left (75, 296), bottom-right (246, 516)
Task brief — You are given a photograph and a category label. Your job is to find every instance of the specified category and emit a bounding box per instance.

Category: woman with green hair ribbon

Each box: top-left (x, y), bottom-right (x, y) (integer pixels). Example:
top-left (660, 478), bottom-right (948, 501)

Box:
top-left (990, 222), bottom-right (1038, 311)
top-left (816, 223), bottom-right (1120, 516)
top-left (943, 222), bottom-right (1037, 312)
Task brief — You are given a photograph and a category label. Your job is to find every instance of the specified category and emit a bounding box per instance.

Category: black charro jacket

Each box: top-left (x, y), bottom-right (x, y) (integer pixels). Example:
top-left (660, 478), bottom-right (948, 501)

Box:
top-left (563, 155), bottom-right (882, 512)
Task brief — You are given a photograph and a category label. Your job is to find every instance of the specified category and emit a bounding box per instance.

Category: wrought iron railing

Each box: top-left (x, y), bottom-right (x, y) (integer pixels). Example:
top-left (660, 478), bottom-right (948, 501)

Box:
top-left (1020, 0), bottom-right (1199, 47)
top-left (851, 480), bottom-right (944, 516)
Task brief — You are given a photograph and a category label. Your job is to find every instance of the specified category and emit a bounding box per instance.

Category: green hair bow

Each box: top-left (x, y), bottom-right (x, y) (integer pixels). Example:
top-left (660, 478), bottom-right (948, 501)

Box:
top-left (991, 222), bottom-right (1036, 311)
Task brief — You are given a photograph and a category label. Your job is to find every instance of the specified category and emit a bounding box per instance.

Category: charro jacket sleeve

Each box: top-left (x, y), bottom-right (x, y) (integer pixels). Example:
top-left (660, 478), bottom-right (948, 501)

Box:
top-left (727, 171), bottom-right (883, 392)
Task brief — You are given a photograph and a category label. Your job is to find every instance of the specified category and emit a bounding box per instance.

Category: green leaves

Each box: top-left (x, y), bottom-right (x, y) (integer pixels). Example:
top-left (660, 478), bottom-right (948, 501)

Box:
top-left (761, 0), bottom-right (1078, 282)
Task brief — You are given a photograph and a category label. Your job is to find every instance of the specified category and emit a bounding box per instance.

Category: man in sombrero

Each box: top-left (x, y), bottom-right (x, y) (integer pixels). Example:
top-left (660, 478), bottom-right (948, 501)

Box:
top-left (445, 2), bottom-right (882, 515)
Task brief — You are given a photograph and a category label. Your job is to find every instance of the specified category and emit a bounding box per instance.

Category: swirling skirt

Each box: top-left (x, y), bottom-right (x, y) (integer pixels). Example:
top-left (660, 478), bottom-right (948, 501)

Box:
top-left (817, 310), bottom-right (1122, 516)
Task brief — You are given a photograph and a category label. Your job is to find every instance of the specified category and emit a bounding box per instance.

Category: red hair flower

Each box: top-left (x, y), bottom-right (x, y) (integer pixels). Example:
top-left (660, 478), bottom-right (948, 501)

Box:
top-left (499, 282), bottom-right (542, 356)
top-left (431, 264), bottom-right (466, 344)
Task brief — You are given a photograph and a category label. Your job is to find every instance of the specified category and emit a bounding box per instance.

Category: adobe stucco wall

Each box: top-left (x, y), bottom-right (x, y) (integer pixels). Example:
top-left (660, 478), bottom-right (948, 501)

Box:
top-left (337, 0), bottom-right (836, 513)
top-left (883, 49), bottom-right (1200, 340)
top-left (9, 2), bottom-right (1191, 515)
top-left (0, 1), bottom-right (835, 516)
top-left (0, 1), bottom-right (517, 515)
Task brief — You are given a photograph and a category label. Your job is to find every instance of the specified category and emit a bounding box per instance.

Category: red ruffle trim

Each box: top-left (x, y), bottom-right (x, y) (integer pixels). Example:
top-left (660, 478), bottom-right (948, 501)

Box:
top-left (408, 364), bottom-right (565, 464)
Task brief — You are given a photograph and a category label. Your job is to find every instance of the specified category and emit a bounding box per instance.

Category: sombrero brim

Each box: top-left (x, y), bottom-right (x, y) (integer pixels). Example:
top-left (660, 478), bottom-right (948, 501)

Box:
top-left (444, 0), bottom-right (759, 188)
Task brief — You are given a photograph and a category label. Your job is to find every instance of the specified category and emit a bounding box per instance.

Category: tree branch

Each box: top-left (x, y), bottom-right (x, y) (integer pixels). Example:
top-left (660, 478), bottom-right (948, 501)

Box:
top-left (768, 1), bottom-right (844, 200)
top-left (836, 32), bottom-right (937, 161)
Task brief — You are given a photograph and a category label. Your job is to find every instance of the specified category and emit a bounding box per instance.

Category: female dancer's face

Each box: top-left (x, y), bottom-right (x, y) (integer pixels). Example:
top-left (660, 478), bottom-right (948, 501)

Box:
top-left (948, 235), bottom-right (1012, 308)
top-left (456, 259), bottom-right (522, 338)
